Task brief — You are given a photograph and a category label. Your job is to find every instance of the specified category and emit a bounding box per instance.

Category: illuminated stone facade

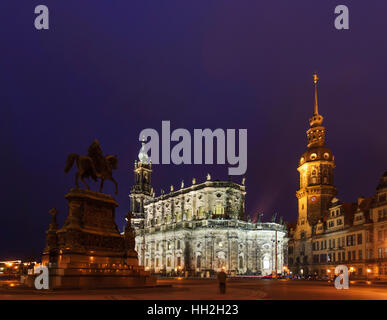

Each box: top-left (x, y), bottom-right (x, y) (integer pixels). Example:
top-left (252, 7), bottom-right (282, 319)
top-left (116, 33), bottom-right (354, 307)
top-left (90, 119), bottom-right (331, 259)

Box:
top-left (130, 142), bottom-right (287, 276)
top-left (288, 75), bottom-right (387, 280)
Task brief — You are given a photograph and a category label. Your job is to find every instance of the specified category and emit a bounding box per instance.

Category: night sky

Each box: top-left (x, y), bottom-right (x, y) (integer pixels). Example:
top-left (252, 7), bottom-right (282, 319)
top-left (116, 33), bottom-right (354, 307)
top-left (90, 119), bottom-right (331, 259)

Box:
top-left (1, 1), bottom-right (387, 259)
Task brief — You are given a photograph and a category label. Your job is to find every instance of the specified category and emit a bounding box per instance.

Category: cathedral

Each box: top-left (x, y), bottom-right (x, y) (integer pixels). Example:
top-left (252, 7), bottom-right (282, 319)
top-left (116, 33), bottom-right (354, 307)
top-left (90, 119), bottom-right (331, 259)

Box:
top-left (129, 143), bottom-right (287, 276)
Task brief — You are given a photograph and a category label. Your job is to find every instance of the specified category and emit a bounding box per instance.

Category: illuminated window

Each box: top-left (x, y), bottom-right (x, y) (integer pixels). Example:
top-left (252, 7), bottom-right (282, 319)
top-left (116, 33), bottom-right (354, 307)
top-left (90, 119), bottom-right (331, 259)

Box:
top-left (215, 203), bottom-right (224, 215)
top-left (310, 153), bottom-right (317, 160)
top-left (263, 256), bottom-right (270, 269)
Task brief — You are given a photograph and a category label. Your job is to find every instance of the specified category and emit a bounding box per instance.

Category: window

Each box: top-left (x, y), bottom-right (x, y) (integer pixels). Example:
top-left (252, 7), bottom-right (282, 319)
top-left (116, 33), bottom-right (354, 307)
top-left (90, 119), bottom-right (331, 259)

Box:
top-left (332, 239), bottom-right (335, 248)
top-left (348, 251), bottom-right (351, 261)
top-left (358, 250), bottom-right (362, 260)
top-left (197, 255), bottom-right (201, 268)
top-left (346, 235), bottom-right (355, 246)
top-left (263, 256), bottom-right (270, 269)
top-left (177, 257), bottom-right (181, 267)
top-left (198, 206), bottom-right (204, 218)
top-left (177, 240), bottom-right (181, 250)
top-left (239, 256), bottom-right (244, 269)
top-left (337, 219), bottom-right (343, 225)
top-left (156, 258), bottom-right (159, 267)
top-left (357, 233), bottom-right (362, 245)
top-left (378, 248), bottom-right (383, 259)
top-left (215, 203), bottom-right (224, 215)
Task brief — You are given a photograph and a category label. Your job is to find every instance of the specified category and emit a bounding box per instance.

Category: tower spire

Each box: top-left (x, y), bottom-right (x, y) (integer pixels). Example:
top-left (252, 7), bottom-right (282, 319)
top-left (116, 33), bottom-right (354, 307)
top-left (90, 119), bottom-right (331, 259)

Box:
top-left (313, 73), bottom-right (319, 115)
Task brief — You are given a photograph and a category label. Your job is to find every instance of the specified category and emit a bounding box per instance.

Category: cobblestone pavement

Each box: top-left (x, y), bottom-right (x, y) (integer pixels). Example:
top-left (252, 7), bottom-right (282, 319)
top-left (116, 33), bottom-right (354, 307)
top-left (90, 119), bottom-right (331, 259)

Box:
top-left (0, 279), bottom-right (386, 300)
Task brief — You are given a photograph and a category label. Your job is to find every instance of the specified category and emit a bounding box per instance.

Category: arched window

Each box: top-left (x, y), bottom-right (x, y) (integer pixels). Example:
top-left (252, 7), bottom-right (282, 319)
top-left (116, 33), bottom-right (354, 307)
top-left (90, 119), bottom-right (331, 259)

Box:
top-left (239, 256), bottom-right (244, 269)
top-left (215, 203), bottom-right (224, 215)
top-left (263, 256), bottom-right (270, 270)
top-left (198, 206), bottom-right (204, 218)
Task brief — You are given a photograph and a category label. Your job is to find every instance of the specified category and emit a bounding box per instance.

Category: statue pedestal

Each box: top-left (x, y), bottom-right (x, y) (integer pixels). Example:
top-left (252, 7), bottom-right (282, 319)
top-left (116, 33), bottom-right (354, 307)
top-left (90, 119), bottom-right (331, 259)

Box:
top-left (36, 188), bottom-right (155, 289)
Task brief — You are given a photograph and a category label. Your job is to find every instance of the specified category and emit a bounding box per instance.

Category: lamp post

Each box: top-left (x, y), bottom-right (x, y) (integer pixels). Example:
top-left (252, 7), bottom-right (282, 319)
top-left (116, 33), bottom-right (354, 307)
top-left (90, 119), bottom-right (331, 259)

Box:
top-left (366, 268), bottom-right (371, 281)
top-left (327, 268), bottom-right (332, 281)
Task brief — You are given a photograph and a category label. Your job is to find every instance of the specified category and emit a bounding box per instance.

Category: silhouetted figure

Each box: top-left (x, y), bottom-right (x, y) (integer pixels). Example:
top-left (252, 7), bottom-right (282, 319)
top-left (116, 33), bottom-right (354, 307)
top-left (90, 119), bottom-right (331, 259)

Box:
top-left (217, 269), bottom-right (227, 294)
top-left (65, 139), bottom-right (119, 194)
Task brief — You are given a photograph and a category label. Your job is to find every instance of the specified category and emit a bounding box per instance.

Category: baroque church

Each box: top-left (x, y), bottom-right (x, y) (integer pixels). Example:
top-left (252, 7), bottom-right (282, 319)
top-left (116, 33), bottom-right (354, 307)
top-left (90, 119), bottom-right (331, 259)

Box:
top-left (129, 143), bottom-right (287, 276)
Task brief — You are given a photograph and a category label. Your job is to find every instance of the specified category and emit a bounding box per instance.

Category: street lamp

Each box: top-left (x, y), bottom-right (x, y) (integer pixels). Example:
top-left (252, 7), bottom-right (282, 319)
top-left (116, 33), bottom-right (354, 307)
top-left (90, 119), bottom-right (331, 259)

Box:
top-left (366, 268), bottom-right (371, 282)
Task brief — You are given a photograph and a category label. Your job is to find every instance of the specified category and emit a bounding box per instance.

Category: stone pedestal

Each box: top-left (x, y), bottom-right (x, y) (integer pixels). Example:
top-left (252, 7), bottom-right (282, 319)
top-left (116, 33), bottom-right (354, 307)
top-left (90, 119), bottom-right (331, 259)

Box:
top-left (33, 188), bottom-right (155, 289)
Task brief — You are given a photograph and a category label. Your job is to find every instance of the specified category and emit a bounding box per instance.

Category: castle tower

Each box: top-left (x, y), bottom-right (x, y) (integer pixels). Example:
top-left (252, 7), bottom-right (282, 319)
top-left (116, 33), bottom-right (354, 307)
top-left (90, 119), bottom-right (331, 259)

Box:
top-left (295, 74), bottom-right (337, 238)
top-left (130, 140), bottom-right (154, 229)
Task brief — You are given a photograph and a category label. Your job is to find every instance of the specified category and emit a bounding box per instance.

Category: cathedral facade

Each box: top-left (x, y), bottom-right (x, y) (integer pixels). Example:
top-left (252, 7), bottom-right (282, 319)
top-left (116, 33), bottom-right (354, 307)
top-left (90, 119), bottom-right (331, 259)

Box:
top-left (130, 143), bottom-right (287, 276)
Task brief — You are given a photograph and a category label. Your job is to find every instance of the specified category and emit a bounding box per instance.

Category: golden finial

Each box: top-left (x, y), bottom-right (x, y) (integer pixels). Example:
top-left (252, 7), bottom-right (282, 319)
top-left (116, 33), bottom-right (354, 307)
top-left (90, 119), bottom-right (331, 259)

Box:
top-left (313, 73), bottom-right (319, 115)
top-left (313, 73), bottom-right (319, 84)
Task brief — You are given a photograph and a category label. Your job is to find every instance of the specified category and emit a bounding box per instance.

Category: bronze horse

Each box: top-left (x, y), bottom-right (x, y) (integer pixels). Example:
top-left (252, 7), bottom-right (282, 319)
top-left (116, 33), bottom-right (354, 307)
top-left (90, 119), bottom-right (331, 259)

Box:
top-left (65, 153), bottom-right (118, 194)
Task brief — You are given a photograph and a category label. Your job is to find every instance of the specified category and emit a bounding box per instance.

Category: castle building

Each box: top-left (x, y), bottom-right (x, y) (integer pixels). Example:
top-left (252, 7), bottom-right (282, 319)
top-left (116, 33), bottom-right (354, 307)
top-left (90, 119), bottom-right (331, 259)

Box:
top-left (130, 142), bottom-right (287, 276)
top-left (288, 75), bottom-right (387, 280)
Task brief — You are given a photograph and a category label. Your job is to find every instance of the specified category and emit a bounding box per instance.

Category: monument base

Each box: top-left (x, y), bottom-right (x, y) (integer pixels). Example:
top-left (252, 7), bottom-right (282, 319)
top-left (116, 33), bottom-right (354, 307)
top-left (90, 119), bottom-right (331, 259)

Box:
top-left (28, 188), bottom-right (156, 289)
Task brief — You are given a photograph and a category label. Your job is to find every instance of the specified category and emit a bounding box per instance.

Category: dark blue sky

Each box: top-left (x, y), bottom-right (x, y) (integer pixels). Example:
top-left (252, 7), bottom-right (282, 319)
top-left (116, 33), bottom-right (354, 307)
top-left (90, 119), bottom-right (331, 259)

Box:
top-left (1, 1), bottom-right (387, 259)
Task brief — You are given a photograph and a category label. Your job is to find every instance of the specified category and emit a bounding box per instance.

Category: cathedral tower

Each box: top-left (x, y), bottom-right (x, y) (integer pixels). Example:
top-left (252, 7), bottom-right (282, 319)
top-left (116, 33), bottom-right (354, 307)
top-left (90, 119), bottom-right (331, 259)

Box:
top-left (295, 74), bottom-right (337, 238)
top-left (130, 140), bottom-right (154, 229)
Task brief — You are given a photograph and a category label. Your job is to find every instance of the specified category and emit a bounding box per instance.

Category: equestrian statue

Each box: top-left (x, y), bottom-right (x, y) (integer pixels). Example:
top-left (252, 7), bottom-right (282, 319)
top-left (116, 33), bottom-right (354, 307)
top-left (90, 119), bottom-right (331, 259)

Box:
top-left (64, 139), bottom-right (118, 194)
